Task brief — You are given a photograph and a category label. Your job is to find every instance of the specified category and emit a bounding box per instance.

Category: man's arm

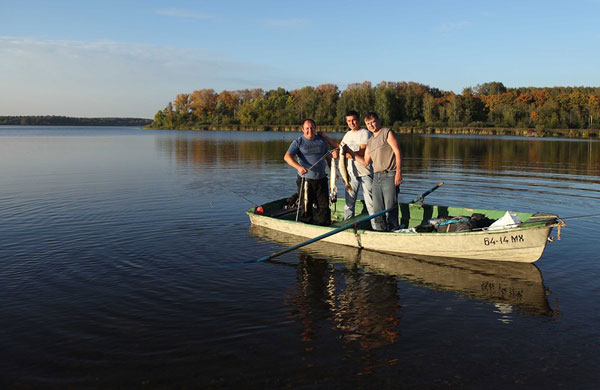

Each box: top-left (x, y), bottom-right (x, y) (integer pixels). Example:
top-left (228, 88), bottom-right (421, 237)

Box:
top-left (386, 131), bottom-right (403, 186)
top-left (317, 132), bottom-right (339, 148)
top-left (350, 146), bottom-right (371, 167)
top-left (350, 144), bottom-right (367, 160)
top-left (284, 152), bottom-right (307, 176)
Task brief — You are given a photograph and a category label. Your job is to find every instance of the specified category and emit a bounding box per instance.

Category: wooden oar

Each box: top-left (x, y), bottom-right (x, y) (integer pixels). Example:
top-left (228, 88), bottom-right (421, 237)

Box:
top-left (410, 182), bottom-right (444, 204)
top-left (247, 182), bottom-right (445, 264)
top-left (246, 206), bottom-right (396, 264)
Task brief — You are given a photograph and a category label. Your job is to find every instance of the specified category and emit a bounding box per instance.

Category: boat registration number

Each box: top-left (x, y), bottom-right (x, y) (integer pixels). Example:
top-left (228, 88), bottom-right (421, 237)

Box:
top-left (483, 234), bottom-right (524, 246)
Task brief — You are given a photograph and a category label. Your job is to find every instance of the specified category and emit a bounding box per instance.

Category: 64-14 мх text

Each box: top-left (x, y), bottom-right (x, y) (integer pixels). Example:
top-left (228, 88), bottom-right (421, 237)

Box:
top-left (483, 235), bottom-right (525, 246)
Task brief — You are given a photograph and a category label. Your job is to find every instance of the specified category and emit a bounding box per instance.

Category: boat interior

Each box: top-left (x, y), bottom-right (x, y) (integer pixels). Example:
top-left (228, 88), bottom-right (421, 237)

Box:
top-left (255, 197), bottom-right (558, 233)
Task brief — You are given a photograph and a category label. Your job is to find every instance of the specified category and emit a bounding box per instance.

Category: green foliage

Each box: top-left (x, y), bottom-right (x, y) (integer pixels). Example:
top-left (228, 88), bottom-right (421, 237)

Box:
top-left (314, 84), bottom-right (339, 124)
top-left (336, 82), bottom-right (375, 124)
top-left (423, 94), bottom-right (439, 124)
top-left (375, 86), bottom-right (399, 126)
top-left (474, 81), bottom-right (507, 95)
top-left (150, 81), bottom-right (600, 131)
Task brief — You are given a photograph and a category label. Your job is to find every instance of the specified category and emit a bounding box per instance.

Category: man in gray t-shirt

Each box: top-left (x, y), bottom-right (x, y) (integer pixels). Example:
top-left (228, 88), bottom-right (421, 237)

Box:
top-left (351, 112), bottom-right (403, 231)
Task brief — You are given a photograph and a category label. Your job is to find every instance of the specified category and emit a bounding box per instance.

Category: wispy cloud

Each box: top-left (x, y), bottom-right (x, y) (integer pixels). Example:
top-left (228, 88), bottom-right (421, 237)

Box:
top-left (0, 37), bottom-right (274, 117)
top-left (155, 8), bottom-right (214, 20)
top-left (439, 21), bottom-right (471, 33)
top-left (263, 18), bottom-right (309, 28)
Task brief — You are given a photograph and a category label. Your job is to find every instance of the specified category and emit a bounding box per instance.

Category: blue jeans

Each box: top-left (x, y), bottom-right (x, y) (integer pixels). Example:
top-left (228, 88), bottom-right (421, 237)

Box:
top-left (344, 174), bottom-right (375, 229)
top-left (371, 172), bottom-right (399, 231)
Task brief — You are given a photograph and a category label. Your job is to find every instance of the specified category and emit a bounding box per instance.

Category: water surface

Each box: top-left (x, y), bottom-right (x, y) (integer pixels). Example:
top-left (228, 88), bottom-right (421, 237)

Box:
top-left (1, 126), bottom-right (599, 388)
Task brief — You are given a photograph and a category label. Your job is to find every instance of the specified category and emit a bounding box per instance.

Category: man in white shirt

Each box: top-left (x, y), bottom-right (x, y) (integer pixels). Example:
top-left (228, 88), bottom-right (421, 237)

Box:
top-left (340, 110), bottom-right (374, 223)
top-left (321, 110), bottom-right (375, 227)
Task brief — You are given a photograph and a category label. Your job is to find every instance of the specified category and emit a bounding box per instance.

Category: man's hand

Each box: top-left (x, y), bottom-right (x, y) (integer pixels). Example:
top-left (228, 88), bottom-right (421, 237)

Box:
top-left (345, 146), bottom-right (355, 158)
top-left (297, 166), bottom-right (308, 176)
top-left (340, 144), bottom-right (352, 159)
top-left (395, 171), bottom-right (403, 186)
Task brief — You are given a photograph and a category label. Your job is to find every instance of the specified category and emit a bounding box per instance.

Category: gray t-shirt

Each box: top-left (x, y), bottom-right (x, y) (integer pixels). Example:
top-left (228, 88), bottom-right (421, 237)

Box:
top-left (287, 135), bottom-right (329, 180)
top-left (341, 129), bottom-right (373, 177)
top-left (367, 128), bottom-right (397, 173)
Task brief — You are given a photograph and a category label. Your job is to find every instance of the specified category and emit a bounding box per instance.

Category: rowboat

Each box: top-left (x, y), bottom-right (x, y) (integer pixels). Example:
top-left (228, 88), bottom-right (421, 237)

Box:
top-left (246, 197), bottom-right (565, 263)
top-left (250, 225), bottom-right (556, 316)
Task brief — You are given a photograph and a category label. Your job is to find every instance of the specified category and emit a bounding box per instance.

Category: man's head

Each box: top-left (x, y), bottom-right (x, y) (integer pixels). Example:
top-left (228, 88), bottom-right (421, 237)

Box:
top-left (345, 110), bottom-right (360, 131)
top-left (364, 112), bottom-right (381, 132)
top-left (302, 119), bottom-right (317, 140)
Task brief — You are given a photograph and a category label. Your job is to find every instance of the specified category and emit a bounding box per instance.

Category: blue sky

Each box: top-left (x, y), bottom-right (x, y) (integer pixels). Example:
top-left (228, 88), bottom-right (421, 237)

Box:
top-left (1, 0), bottom-right (599, 118)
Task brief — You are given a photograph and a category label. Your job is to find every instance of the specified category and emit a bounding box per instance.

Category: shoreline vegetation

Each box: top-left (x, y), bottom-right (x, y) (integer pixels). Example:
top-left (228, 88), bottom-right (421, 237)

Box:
top-left (0, 116), bottom-right (152, 127)
top-left (146, 123), bottom-right (597, 138)
top-left (148, 81), bottom-right (600, 138)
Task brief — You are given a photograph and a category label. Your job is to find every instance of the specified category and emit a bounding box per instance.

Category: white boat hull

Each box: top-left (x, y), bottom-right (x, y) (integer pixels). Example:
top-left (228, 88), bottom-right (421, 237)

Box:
top-left (248, 207), bottom-right (561, 263)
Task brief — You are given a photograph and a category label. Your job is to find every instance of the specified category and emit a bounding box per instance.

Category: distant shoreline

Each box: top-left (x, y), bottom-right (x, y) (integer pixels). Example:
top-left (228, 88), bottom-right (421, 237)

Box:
top-left (2, 116), bottom-right (597, 138)
top-left (0, 116), bottom-right (152, 127)
top-left (144, 123), bottom-right (599, 139)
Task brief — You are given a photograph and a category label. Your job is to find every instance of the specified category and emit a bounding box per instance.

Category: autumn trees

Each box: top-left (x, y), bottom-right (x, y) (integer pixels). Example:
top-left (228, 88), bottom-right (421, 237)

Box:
top-left (151, 81), bottom-right (600, 131)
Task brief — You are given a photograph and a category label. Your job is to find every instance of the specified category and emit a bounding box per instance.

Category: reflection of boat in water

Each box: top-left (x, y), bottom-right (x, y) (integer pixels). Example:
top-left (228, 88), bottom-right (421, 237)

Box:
top-left (250, 225), bottom-right (556, 317)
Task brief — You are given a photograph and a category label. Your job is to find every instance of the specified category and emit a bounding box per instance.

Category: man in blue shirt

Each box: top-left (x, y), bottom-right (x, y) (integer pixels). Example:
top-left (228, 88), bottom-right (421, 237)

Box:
top-left (284, 119), bottom-right (337, 226)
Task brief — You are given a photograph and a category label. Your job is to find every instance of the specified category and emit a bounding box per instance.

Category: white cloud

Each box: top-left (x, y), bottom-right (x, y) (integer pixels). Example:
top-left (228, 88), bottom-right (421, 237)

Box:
top-left (0, 37), bottom-right (274, 117)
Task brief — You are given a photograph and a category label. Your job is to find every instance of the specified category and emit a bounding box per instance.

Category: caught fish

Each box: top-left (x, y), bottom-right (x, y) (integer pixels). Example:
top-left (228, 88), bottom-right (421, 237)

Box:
top-left (303, 179), bottom-right (309, 212)
top-left (329, 156), bottom-right (338, 210)
top-left (338, 143), bottom-right (352, 192)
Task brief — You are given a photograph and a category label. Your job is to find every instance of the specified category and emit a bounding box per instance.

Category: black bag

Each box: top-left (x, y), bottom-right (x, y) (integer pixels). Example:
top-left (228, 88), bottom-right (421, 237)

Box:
top-left (421, 213), bottom-right (496, 233)
top-left (415, 223), bottom-right (435, 233)
top-left (470, 213), bottom-right (495, 230)
top-left (435, 217), bottom-right (472, 233)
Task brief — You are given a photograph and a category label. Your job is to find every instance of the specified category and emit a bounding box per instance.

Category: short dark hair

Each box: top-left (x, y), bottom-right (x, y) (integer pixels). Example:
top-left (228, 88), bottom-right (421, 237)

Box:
top-left (364, 112), bottom-right (379, 121)
top-left (345, 110), bottom-right (359, 119)
top-left (302, 119), bottom-right (316, 128)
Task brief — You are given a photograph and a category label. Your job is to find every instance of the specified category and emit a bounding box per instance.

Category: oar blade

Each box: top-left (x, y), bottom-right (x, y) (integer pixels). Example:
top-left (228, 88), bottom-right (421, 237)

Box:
top-left (245, 255), bottom-right (271, 264)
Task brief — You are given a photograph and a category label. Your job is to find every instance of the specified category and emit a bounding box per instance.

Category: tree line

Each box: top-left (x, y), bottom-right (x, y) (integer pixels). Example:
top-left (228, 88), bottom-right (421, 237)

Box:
top-left (149, 81), bottom-right (600, 131)
top-left (0, 116), bottom-right (152, 126)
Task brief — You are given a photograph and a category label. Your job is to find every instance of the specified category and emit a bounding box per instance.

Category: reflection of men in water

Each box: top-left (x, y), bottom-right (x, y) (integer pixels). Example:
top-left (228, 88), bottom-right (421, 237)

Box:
top-left (288, 253), bottom-right (401, 372)
top-left (335, 265), bottom-right (400, 350)
top-left (284, 119), bottom-right (338, 226)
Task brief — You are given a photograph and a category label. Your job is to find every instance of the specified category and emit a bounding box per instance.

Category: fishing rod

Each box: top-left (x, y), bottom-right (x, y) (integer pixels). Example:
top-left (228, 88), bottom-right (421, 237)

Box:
top-left (560, 213), bottom-right (600, 220)
top-left (214, 182), bottom-right (258, 207)
top-left (295, 178), bottom-right (304, 222)
top-left (302, 148), bottom-right (335, 173)
top-left (410, 182), bottom-right (444, 204)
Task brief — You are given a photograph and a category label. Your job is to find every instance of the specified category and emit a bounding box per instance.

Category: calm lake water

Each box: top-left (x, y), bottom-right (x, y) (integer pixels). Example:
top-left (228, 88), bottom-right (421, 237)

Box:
top-left (1, 126), bottom-right (599, 388)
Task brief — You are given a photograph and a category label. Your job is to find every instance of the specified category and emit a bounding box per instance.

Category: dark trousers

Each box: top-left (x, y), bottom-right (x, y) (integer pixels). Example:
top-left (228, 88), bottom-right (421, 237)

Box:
top-left (296, 176), bottom-right (331, 226)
